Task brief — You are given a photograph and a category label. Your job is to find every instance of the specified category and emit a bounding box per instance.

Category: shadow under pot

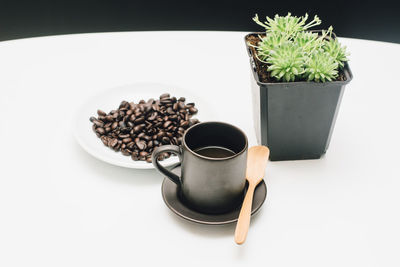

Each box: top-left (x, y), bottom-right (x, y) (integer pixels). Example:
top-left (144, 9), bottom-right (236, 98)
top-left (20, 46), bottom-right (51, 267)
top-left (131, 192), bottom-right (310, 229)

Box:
top-left (152, 121), bottom-right (248, 214)
top-left (245, 32), bottom-right (353, 161)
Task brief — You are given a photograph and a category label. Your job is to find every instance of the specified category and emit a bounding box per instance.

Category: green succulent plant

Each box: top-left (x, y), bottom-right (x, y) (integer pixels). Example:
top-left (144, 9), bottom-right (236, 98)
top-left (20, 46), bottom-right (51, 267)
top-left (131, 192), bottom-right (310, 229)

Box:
top-left (304, 52), bottom-right (338, 82)
top-left (267, 43), bottom-right (304, 82)
top-left (252, 13), bottom-right (349, 82)
top-left (323, 38), bottom-right (349, 68)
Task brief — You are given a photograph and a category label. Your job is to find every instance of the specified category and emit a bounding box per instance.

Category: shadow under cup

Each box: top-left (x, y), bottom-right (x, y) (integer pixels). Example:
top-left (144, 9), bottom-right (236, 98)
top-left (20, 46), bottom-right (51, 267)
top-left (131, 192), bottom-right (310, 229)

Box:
top-left (180, 122), bottom-right (248, 214)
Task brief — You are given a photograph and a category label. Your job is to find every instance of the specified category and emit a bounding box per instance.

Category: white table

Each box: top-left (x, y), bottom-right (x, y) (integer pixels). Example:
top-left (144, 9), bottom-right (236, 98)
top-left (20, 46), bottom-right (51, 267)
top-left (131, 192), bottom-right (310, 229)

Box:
top-left (1, 31), bottom-right (399, 267)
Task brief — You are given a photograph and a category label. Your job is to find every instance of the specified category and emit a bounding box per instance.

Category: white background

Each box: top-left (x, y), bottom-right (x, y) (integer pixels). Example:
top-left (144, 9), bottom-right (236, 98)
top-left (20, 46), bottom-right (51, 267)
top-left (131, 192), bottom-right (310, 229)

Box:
top-left (0, 31), bottom-right (399, 266)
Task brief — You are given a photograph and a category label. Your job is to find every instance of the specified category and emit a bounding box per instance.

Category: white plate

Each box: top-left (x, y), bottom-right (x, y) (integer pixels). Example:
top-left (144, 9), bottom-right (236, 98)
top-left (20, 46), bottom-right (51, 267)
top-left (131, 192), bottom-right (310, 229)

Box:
top-left (73, 82), bottom-right (216, 169)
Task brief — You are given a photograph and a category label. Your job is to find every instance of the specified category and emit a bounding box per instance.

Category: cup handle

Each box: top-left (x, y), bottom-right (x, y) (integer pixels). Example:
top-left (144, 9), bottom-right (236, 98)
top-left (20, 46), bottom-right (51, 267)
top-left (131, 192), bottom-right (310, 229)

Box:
top-left (152, 145), bottom-right (182, 186)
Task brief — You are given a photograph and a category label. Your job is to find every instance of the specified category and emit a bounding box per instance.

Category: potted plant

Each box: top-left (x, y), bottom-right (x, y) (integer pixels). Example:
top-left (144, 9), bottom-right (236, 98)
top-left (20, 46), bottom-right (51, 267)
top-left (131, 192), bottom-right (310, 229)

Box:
top-left (245, 13), bottom-right (353, 161)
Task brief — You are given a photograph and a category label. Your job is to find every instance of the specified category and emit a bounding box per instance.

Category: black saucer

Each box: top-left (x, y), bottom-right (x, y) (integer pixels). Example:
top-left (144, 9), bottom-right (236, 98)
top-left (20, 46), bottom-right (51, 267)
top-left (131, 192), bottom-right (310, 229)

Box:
top-left (161, 165), bottom-right (267, 225)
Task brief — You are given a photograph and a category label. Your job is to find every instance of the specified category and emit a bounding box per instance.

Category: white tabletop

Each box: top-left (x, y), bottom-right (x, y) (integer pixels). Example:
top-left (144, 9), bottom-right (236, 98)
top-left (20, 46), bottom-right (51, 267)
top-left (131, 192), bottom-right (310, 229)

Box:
top-left (1, 31), bottom-right (399, 267)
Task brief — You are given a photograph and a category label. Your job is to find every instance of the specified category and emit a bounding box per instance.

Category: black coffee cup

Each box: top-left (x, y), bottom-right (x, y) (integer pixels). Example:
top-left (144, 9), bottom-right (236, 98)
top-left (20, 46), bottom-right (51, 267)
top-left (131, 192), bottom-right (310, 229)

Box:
top-left (152, 121), bottom-right (248, 214)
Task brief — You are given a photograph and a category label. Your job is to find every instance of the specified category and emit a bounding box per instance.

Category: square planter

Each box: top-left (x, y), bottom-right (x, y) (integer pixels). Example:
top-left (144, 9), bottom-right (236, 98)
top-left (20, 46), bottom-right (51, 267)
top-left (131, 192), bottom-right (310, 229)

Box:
top-left (245, 33), bottom-right (353, 161)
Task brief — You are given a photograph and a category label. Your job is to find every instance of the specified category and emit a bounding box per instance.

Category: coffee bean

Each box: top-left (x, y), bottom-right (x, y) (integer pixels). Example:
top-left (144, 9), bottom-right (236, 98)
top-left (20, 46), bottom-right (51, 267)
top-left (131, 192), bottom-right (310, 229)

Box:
top-left (157, 131), bottom-right (165, 139)
top-left (148, 140), bottom-right (153, 148)
top-left (136, 141), bottom-right (146, 151)
top-left (120, 127), bottom-right (131, 134)
top-left (178, 102), bottom-right (185, 109)
top-left (189, 107), bottom-right (198, 114)
top-left (119, 134), bottom-right (130, 139)
top-left (119, 101), bottom-right (129, 109)
top-left (166, 107), bottom-right (174, 115)
top-left (163, 121), bottom-right (172, 128)
top-left (104, 115), bottom-right (113, 122)
top-left (160, 98), bottom-right (172, 104)
top-left (96, 127), bottom-right (105, 134)
top-left (122, 138), bottom-right (132, 143)
top-left (147, 112), bottom-right (157, 121)
top-left (127, 142), bottom-right (135, 150)
top-left (169, 115), bottom-right (178, 121)
top-left (93, 120), bottom-right (104, 127)
top-left (91, 94), bottom-right (199, 162)
top-left (133, 125), bottom-right (144, 133)
top-left (119, 121), bottom-right (126, 128)
top-left (97, 110), bottom-right (106, 116)
top-left (139, 151), bottom-right (148, 157)
top-left (144, 104), bottom-right (152, 113)
top-left (135, 117), bottom-right (145, 124)
top-left (160, 93), bottom-right (170, 99)
top-left (109, 138), bottom-right (118, 148)
top-left (180, 121), bottom-right (189, 128)
top-left (121, 149), bottom-right (131, 156)
top-left (100, 136), bottom-right (109, 146)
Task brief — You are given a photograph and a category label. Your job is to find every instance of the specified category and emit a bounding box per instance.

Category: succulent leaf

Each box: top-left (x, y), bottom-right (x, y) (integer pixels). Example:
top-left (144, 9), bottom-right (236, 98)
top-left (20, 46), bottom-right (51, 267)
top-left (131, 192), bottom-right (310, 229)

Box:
top-left (294, 31), bottom-right (320, 54)
top-left (304, 52), bottom-right (338, 82)
top-left (256, 33), bottom-right (288, 61)
top-left (267, 43), bottom-right (304, 82)
top-left (323, 38), bottom-right (349, 68)
top-left (253, 13), bottom-right (321, 38)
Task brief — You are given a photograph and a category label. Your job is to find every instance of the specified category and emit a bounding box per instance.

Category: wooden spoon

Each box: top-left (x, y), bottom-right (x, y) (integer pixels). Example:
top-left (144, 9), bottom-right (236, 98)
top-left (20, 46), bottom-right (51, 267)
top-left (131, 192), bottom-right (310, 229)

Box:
top-left (234, 145), bottom-right (270, 245)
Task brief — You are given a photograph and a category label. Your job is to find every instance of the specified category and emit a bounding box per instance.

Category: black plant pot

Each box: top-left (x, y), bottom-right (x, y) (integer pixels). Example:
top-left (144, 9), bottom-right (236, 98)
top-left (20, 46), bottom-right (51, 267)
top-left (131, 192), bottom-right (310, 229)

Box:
top-left (245, 33), bottom-right (353, 161)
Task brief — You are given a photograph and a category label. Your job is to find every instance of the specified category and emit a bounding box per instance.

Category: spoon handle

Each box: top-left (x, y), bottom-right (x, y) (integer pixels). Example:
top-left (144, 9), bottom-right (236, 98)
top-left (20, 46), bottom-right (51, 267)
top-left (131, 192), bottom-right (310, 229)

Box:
top-left (234, 182), bottom-right (256, 245)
